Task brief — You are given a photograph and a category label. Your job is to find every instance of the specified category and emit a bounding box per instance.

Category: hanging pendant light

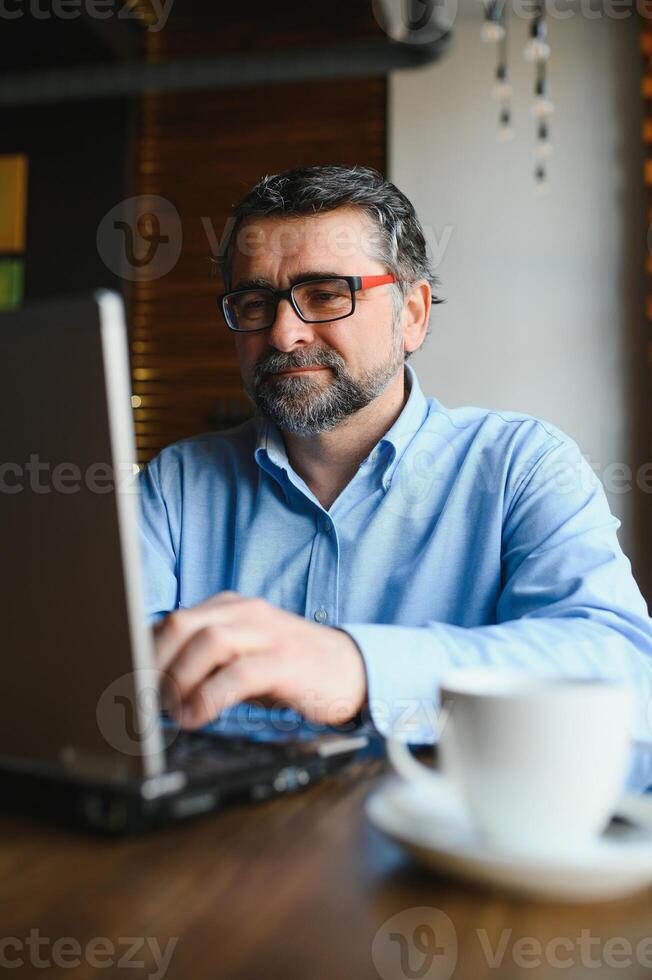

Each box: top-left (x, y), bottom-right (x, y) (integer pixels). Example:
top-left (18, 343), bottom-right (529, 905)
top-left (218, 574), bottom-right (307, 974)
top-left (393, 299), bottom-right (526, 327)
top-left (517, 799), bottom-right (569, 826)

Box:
top-left (497, 104), bottom-right (514, 142)
top-left (535, 120), bottom-right (554, 158)
top-left (479, 1), bottom-right (555, 185)
top-left (493, 62), bottom-right (512, 100)
top-left (524, 15), bottom-right (551, 63)
top-left (532, 63), bottom-right (554, 117)
top-left (481, 0), bottom-right (506, 42)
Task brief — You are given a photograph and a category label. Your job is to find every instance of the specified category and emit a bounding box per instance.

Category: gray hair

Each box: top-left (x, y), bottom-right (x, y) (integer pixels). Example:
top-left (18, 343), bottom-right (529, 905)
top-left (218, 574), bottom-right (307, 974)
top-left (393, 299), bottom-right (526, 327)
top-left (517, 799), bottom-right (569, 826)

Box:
top-left (216, 165), bottom-right (443, 327)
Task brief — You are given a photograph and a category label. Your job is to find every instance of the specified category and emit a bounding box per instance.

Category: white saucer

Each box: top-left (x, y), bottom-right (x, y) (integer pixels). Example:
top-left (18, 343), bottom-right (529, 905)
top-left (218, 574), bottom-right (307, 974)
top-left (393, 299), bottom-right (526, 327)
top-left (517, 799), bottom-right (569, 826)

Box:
top-left (366, 777), bottom-right (652, 903)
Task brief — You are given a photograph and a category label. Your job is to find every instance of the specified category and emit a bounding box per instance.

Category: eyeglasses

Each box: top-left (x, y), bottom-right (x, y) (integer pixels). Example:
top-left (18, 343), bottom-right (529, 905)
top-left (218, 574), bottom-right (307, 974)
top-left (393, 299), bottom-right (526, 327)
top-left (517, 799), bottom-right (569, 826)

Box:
top-left (218, 274), bottom-right (396, 333)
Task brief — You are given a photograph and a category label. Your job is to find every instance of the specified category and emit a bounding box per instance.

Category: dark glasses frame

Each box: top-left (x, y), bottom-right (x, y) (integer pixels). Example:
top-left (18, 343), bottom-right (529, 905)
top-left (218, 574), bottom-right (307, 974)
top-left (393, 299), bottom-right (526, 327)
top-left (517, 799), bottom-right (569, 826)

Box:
top-left (217, 274), bottom-right (396, 333)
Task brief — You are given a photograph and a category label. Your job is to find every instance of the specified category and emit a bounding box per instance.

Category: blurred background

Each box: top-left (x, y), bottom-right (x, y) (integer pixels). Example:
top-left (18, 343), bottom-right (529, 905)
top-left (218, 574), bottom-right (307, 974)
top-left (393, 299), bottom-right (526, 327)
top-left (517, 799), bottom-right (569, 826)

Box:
top-left (1, 0), bottom-right (650, 601)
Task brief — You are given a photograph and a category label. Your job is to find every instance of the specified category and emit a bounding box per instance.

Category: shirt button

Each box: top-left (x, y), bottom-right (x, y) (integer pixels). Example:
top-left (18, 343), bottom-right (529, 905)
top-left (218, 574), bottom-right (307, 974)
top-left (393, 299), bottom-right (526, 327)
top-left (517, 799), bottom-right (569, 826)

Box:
top-left (314, 607), bottom-right (328, 623)
top-left (321, 521), bottom-right (331, 534)
top-left (370, 449), bottom-right (380, 463)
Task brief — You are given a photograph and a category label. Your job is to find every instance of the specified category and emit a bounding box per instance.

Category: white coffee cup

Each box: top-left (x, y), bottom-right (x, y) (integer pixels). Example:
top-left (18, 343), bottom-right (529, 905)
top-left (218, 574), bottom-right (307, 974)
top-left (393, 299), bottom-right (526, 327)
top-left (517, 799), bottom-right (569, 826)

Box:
top-left (388, 669), bottom-right (632, 854)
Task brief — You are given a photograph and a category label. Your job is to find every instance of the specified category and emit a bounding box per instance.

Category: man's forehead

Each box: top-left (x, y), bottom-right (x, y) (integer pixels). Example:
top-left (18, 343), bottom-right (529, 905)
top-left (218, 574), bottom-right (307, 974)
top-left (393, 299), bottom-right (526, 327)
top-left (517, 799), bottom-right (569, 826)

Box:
top-left (232, 207), bottom-right (379, 273)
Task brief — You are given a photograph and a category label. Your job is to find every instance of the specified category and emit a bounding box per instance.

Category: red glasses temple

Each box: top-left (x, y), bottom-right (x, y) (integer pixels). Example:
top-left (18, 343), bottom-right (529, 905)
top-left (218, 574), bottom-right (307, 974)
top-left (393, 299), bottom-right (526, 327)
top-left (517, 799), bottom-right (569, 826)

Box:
top-left (358, 275), bottom-right (395, 289)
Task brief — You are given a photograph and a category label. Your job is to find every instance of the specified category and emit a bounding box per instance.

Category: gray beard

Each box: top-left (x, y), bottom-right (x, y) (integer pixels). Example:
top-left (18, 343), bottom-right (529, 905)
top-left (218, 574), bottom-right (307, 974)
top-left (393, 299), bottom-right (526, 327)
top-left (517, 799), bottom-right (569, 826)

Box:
top-left (247, 337), bottom-right (405, 435)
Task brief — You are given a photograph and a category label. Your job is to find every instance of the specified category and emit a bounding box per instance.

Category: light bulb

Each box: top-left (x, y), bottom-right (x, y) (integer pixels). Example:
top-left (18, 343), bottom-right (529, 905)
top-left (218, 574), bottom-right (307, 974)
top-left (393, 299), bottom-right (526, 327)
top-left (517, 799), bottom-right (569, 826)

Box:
top-left (497, 108), bottom-right (514, 141)
top-left (481, 21), bottom-right (505, 42)
top-left (493, 80), bottom-right (512, 98)
top-left (532, 96), bottom-right (554, 117)
top-left (532, 78), bottom-right (553, 117)
top-left (524, 38), bottom-right (551, 62)
top-left (524, 17), bottom-right (550, 62)
top-left (536, 121), bottom-right (553, 157)
top-left (493, 64), bottom-right (512, 99)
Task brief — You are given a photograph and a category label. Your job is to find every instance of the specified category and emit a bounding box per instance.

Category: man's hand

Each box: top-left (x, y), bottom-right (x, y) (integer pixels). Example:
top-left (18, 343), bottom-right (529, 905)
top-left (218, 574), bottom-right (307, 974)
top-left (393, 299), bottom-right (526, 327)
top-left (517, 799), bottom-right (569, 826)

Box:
top-left (154, 592), bottom-right (367, 729)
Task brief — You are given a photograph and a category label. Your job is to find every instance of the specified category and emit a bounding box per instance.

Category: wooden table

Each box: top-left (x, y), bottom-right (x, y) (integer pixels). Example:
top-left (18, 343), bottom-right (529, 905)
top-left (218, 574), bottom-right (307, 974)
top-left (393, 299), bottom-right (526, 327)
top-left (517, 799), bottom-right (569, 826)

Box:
top-left (2, 757), bottom-right (652, 980)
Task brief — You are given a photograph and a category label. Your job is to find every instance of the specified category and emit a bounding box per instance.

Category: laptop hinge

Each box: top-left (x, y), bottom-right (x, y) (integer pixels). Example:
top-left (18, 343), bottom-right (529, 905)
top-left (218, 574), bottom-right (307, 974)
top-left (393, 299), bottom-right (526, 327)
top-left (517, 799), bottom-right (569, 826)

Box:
top-left (140, 771), bottom-right (187, 799)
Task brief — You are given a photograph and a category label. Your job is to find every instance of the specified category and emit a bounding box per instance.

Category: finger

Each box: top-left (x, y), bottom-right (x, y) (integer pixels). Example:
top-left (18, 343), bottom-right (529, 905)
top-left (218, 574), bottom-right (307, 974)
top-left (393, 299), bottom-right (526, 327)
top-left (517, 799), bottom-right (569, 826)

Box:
top-left (179, 652), bottom-right (279, 729)
top-left (154, 593), bottom-right (254, 672)
top-left (152, 591), bottom-right (241, 645)
top-left (164, 623), bottom-right (271, 707)
top-left (199, 590), bottom-right (242, 607)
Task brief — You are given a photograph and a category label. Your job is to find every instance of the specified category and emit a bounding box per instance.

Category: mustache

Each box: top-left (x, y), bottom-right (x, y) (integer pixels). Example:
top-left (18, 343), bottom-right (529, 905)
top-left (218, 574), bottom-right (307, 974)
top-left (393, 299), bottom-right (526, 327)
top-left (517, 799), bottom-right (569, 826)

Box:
top-left (254, 347), bottom-right (345, 381)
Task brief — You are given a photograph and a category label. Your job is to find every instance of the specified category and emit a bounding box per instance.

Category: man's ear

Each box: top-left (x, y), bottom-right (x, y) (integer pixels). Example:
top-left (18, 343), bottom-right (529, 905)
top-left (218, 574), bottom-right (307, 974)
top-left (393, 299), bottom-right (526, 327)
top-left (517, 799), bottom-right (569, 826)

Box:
top-left (402, 280), bottom-right (432, 356)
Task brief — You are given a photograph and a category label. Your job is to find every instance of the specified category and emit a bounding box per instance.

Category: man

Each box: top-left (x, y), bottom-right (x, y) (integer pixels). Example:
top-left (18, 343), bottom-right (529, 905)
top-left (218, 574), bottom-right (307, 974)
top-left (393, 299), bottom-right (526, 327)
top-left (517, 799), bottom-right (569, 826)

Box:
top-left (140, 164), bottom-right (652, 743)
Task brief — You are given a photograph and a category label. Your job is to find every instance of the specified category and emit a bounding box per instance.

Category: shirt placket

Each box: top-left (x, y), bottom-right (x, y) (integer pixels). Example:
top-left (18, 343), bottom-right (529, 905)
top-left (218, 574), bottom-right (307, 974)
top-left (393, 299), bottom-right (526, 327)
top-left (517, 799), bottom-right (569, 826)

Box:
top-left (304, 511), bottom-right (340, 627)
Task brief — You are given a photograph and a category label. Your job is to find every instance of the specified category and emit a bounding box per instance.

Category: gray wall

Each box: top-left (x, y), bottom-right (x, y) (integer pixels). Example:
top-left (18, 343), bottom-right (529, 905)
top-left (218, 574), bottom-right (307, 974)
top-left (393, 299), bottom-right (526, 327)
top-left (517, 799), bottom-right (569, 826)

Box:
top-left (389, 13), bottom-right (651, 602)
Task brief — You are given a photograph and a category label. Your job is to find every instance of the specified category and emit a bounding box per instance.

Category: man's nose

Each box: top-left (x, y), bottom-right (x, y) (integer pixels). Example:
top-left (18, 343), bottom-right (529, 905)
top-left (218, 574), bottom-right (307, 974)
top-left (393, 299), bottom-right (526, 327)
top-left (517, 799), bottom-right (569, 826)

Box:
top-left (267, 296), bottom-right (317, 350)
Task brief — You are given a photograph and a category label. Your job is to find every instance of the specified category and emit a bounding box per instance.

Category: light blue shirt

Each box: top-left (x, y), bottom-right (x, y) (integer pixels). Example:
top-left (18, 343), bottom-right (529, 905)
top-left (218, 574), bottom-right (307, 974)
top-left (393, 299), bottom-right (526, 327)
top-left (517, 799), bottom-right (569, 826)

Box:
top-left (139, 364), bottom-right (652, 746)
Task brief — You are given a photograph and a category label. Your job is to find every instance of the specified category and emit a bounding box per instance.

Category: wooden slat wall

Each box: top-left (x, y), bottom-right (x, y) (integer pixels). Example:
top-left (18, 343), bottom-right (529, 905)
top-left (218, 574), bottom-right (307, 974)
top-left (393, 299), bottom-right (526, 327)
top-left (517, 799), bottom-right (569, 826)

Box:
top-left (130, 2), bottom-right (387, 464)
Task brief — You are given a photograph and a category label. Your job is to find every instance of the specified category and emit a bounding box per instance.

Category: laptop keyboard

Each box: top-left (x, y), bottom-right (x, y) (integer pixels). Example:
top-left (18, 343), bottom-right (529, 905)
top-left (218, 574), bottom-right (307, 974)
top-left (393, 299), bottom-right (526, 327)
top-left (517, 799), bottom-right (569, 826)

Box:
top-left (164, 729), bottom-right (290, 777)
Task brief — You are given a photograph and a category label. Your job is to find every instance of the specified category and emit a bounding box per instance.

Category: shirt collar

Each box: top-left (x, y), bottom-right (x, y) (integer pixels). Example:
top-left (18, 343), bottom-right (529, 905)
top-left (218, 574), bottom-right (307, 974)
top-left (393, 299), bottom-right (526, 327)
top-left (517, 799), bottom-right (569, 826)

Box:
top-left (254, 363), bottom-right (430, 493)
top-left (377, 363), bottom-right (429, 488)
top-left (254, 412), bottom-right (291, 501)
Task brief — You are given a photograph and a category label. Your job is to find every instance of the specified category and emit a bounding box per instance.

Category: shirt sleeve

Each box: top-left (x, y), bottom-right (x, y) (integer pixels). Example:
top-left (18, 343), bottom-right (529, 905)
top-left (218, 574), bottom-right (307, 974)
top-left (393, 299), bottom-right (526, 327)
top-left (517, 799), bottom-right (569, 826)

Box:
top-left (138, 454), bottom-right (179, 621)
top-left (342, 436), bottom-right (652, 744)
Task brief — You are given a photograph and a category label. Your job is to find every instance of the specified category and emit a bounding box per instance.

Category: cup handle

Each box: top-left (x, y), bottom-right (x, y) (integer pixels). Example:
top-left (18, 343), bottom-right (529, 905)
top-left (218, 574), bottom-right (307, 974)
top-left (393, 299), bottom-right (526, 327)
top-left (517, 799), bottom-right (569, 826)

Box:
top-left (614, 794), bottom-right (652, 831)
top-left (386, 734), bottom-right (469, 823)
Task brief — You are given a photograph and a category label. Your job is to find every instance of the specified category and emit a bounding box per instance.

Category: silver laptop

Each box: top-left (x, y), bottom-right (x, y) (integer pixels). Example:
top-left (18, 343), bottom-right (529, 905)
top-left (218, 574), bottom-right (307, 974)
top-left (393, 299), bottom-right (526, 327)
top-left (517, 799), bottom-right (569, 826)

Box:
top-left (0, 292), bottom-right (367, 833)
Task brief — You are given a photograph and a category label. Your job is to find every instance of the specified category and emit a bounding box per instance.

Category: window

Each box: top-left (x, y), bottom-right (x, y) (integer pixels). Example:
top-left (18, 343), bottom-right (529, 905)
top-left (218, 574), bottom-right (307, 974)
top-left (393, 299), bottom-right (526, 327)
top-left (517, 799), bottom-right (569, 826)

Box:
top-left (0, 154), bottom-right (28, 310)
